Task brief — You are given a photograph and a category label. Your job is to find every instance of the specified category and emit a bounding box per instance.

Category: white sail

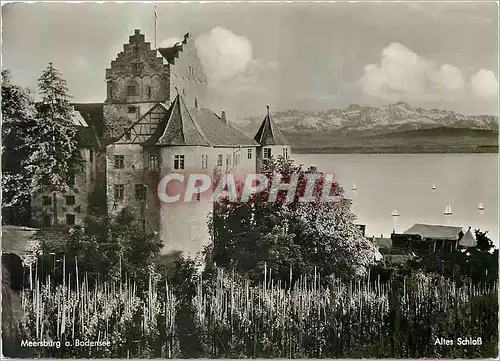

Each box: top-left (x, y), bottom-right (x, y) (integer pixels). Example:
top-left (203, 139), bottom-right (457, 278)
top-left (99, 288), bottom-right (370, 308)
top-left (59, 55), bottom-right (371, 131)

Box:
top-left (444, 203), bottom-right (453, 215)
top-left (478, 202), bottom-right (485, 210)
top-left (391, 208), bottom-right (399, 217)
top-left (352, 183), bottom-right (357, 191)
top-left (432, 182), bottom-right (436, 190)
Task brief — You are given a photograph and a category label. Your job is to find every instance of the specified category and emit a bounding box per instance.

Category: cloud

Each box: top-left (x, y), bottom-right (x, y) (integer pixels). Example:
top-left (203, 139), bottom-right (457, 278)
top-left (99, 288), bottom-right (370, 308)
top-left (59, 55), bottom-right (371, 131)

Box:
top-left (194, 27), bottom-right (278, 117)
top-left (195, 27), bottom-right (254, 84)
top-left (438, 64), bottom-right (465, 92)
top-left (470, 69), bottom-right (498, 99)
top-left (359, 42), bottom-right (499, 106)
top-left (360, 43), bottom-right (434, 99)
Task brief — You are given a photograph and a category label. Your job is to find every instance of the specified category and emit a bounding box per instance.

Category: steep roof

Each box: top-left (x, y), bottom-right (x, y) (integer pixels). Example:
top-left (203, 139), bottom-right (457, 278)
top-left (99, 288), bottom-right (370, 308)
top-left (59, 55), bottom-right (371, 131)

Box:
top-left (404, 223), bottom-right (463, 240)
top-left (254, 106), bottom-right (289, 146)
top-left (147, 95), bottom-right (209, 146)
top-left (147, 94), bottom-right (259, 147)
top-left (72, 103), bottom-right (104, 148)
top-left (459, 228), bottom-right (476, 248)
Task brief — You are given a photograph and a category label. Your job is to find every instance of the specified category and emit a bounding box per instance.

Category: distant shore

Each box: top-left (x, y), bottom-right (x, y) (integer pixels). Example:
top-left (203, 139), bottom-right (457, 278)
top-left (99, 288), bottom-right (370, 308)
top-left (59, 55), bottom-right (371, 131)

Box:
top-left (292, 145), bottom-right (499, 154)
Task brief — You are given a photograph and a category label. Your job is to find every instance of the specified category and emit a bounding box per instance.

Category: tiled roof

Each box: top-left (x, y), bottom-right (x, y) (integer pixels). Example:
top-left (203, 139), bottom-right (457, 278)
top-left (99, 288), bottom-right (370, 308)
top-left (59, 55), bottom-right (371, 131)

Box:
top-left (459, 229), bottom-right (476, 247)
top-left (158, 45), bottom-right (182, 64)
top-left (254, 108), bottom-right (289, 146)
top-left (72, 103), bottom-right (104, 148)
top-left (404, 223), bottom-right (463, 240)
top-left (187, 107), bottom-right (260, 147)
top-left (147, 95), bottom-right (210, 146)
top-left (147, 94), bottom-right (259, 147)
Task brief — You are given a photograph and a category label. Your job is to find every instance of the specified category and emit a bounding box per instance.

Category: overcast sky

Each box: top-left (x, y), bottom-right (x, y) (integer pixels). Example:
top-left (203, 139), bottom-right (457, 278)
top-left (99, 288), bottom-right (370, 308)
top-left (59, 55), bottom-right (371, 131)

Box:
top-left (2, 2), bottom-right (498, 118)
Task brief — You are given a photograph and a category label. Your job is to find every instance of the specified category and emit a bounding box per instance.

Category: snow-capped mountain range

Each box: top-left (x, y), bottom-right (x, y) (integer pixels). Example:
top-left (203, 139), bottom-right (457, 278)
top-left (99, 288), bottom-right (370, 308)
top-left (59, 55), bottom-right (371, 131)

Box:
top-left (235, 102), bottom-right (498, 135)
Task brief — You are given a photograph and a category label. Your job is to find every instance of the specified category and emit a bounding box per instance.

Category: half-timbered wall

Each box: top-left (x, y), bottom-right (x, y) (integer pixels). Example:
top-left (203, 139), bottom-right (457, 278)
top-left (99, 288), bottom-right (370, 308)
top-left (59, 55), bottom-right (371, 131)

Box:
top-left (114, 103), bottom-right (167, 145)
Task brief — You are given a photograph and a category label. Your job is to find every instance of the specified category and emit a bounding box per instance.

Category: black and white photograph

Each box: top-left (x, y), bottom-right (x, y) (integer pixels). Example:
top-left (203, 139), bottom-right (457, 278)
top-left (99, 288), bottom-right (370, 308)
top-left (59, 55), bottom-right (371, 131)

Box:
top-left (1, 1), bottom-right (498, 358)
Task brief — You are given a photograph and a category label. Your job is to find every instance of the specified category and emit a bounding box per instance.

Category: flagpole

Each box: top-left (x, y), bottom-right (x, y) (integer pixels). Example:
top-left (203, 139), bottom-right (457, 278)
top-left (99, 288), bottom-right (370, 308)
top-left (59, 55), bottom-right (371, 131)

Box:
top-left (154, 5), bottom-right (157, 49)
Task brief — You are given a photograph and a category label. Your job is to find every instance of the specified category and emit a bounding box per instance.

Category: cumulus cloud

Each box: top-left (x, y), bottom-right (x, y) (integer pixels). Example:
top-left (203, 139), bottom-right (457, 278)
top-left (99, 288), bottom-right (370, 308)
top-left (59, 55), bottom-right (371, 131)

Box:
top-left (195, 27), bottom-right (254, 84)
top-left (470, 68), bottom-right (498, 99)
top-left (359, 42), bottom-right (498, 107)
top-left (359, 42), bottom-right (466, 101)
top-left (438, 64), bottom-right (465, 92)
top-left (194, 27), bottom-right (278, 116)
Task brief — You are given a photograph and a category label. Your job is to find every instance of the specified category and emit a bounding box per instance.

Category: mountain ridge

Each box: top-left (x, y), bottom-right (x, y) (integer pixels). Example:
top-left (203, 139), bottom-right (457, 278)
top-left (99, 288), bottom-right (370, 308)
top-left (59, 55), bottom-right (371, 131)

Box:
top-left (233, 102), bottom-right (499, 135)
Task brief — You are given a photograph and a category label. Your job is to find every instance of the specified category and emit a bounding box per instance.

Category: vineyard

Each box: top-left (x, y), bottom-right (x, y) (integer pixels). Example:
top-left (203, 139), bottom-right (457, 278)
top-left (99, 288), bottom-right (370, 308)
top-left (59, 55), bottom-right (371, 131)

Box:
top-left (20, 262), bottom-right (498, 358)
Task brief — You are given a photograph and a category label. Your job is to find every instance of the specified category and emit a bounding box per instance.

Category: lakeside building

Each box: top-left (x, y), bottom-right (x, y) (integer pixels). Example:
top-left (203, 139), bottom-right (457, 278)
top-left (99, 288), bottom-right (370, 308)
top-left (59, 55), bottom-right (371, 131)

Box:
top-left (31, 29), bottom-right (291, 258)
top-left (371, 223), bottom-right (478, 263)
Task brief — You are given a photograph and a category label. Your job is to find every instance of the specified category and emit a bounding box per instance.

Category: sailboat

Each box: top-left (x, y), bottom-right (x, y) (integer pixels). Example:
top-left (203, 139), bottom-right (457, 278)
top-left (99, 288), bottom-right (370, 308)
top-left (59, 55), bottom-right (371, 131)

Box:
top-left (391, 209), bottom-right (400, 217)
top-left (478, 202), bottom-right (485, 211)
top-left (352, 183), bottom-right (357, 191)
top-left (432, 182), bottom-right (436, 191)
top-left (444, 203), bottom-right (453, 216)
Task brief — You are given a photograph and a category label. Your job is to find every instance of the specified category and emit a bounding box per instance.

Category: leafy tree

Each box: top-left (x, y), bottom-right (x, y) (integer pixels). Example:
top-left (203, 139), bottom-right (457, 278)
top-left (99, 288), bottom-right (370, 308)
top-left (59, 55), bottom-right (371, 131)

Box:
top-left (25, 63), bottom-right (83, 226)
top-left (475, 229), bottom-right (494, 252)
top-left (36, 208), bottom-right (163, 291)
top-left (403, 229), bottom-right (498, 285)
top-left (1, 70), bottom-right (36, 225)
top-left (209, 157), bottom-right (376, 284)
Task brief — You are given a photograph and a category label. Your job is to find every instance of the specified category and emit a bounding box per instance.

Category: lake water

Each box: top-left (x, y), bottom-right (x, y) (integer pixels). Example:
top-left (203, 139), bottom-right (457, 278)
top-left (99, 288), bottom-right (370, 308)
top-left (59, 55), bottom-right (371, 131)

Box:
top-left (293, 153), bottom-right (499, 245)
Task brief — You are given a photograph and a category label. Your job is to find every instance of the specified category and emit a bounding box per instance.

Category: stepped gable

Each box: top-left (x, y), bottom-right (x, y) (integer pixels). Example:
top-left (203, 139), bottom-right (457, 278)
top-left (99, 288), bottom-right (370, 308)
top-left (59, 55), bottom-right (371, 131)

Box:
top-left (254, 106), bottom-right (289, 146)
top-left (147, 94), bottom-right (259, 147)
top-left (158, 33), bottom-right (190, 65)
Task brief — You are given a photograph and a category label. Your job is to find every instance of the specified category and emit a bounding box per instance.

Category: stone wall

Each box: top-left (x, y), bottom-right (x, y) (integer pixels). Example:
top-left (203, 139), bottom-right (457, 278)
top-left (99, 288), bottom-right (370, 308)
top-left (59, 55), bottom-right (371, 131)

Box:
top-left (104, 29), bottom-right (169, 140)
top-left (105, 144), bottom-right (148, 222)
top-left (156, 145), bottom-right (257, 258)
top-left (31, 148), bottom-right (92, 227)
top-left (103, 102), bottom-right (157, 140)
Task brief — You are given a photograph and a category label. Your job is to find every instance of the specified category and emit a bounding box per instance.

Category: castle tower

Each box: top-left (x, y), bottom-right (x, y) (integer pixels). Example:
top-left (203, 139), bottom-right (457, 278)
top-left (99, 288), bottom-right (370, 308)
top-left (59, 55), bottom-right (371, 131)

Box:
top-left (104, 29), bottom-right (170, 140)
top-left (254, 105), bottom-right (291, 171)
top-left (158, 32), bottom-right (208, 106)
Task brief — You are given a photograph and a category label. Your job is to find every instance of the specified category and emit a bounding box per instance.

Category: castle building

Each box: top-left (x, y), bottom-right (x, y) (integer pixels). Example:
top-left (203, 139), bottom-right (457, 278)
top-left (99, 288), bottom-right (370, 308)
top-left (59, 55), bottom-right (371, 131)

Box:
top-left (32, 30), bottom-right (291, 258)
